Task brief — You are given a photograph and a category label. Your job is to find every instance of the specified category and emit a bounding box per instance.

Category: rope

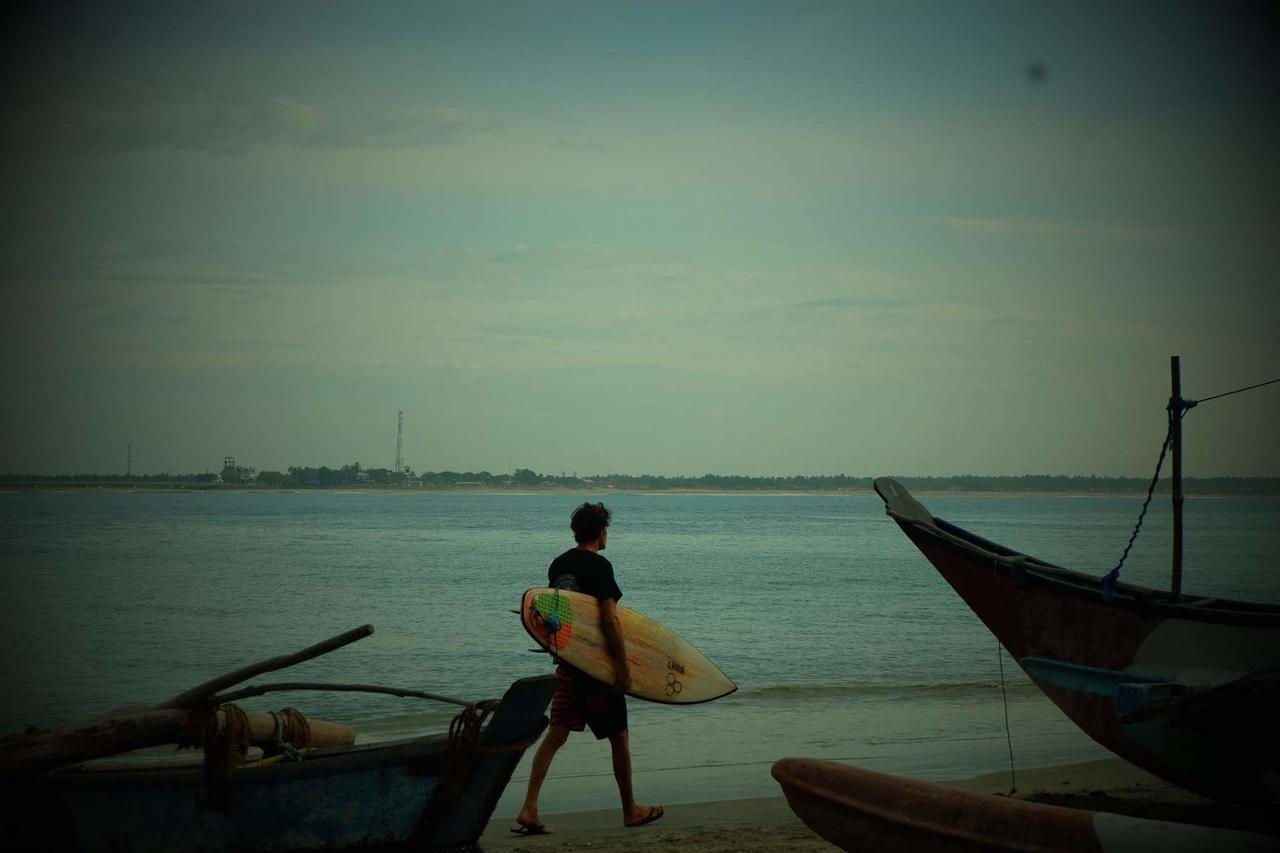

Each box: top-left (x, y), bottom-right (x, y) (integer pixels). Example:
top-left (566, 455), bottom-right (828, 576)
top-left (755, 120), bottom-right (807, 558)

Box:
top-left (265, 707), bottom-right (309, 761)
top-left (191, 700), bottom-right (252, 806)
top-left (1190, 376), bottom-right (1280, 405)
top-left (448, 699), bottom-right (499, 748)
top-left (1101, 402), bottom-right (1185, 601)
top-left (279, 706), bottom-right (310, 748)
top-left (182, 703), bottom-right (251, 759)
top-left (996, 639), bottom-right (1016, 795)
top-left (441, 699), bottom-right (501, 795)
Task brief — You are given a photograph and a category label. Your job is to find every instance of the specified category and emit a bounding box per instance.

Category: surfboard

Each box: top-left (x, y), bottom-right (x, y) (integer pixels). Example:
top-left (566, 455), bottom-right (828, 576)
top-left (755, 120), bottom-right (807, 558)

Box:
top-left (520, 588), bottom-right (737, 705)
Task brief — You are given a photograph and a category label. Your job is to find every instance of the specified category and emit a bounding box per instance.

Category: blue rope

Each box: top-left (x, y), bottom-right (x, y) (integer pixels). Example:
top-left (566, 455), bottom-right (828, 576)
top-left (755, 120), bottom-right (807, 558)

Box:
top-left (1101, 402), bottom-right (1186, 601)
top-left (267, 711), bottom-right (303, 761)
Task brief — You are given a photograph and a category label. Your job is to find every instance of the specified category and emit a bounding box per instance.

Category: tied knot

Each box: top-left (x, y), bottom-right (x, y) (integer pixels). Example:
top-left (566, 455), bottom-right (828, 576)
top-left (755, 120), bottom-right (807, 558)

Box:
top-left (265, 707), bottom-right (312, 761)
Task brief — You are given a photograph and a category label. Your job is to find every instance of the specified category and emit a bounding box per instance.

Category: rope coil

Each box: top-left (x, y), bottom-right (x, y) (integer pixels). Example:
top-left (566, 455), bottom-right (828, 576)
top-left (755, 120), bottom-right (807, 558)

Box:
top-left (265, 707), bottom-right (310, 761)
top-left (441, 699), bottom-right (501, 796)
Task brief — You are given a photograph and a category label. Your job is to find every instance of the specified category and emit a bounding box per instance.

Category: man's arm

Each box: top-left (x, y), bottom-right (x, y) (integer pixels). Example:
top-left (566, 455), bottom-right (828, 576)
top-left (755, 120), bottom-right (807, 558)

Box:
top-left (598, 598), bottom-right (631, 694)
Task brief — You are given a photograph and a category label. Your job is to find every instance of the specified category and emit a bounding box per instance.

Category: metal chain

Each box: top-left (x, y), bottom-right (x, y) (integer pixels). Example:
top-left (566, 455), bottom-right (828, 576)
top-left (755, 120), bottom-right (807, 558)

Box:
top-left (1101, 373), bottom-right (1278, 600)
top-left (1101, 402), bottom-right (1185, 600)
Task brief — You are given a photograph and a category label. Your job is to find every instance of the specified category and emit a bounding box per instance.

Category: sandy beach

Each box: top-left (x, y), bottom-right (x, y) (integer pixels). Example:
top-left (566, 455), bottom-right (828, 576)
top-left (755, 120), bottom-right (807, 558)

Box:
top-left (481, 758), bottom-right (1279, 851)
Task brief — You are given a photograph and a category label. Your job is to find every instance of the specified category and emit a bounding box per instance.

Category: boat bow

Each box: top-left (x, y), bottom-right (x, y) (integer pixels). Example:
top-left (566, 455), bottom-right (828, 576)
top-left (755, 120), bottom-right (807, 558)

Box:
top-left (873, 477), bottom-right (1280, 805)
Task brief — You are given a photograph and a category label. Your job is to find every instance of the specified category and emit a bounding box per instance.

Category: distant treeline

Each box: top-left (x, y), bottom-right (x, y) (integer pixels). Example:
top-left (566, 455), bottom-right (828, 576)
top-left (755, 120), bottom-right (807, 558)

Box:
top-left (2, 467), bottom-right (1279, 495)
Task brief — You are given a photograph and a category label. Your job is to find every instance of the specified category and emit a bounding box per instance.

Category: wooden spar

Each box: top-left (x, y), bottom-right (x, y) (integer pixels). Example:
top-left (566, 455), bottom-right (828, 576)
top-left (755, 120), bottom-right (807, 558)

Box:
top-left (0, 711), bottom-right (188, 776)
top-left (0, 708), bottom-right (355, 778)
top-left (1170, 355), bottom-right (1184, 598)
top-left (235, 709), bottom-right (354, 750)
top-left (1, 628), bottom-right (372, 778)
top-left (214, 682), bottom-right (472, 708)
top-left (155, 624), bottom-right (374, 710)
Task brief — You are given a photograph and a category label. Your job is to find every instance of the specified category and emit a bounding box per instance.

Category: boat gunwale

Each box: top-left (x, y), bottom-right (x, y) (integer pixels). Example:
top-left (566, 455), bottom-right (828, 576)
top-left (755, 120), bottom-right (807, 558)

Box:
top-left (876, 480), bottom-right (1280, 626)
top-left (773, 757), bottom-right (1094, 853)
top-left (43, 730), bottom-right (465, 786)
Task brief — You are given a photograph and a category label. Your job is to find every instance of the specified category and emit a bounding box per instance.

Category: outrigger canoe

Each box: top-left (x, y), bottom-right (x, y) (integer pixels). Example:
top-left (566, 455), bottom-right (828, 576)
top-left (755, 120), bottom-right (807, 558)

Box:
top-left (2, 675), bottom-right (555, 852)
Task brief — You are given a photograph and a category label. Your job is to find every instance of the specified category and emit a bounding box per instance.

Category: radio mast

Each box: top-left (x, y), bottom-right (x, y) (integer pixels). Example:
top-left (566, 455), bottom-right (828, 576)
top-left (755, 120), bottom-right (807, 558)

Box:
top-left (395, 411), bottom-right (404, 473)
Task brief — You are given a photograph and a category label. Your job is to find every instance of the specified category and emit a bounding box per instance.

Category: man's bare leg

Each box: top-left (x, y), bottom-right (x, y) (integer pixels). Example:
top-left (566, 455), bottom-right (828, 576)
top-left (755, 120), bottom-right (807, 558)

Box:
top-left (516, 724), bottom-right (570, 830)
top-left (608, 729), bottom-right (664, 826)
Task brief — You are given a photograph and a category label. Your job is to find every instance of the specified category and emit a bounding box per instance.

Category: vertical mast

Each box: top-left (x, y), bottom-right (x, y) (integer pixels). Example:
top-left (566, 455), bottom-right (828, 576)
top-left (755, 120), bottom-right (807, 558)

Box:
top-left (1170, 356), bottom-right (1183, 598)
top-left (395, 411), bottom-right (404, 474)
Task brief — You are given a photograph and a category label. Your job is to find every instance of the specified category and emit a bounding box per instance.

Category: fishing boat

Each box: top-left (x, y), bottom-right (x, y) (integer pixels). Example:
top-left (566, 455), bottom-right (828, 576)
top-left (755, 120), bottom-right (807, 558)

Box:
top-left (873, 357), bottom-right (1280, 806)
top-left (3, 674), bottom-right (554, 852)
top-left (1, 625), bottom-right (557, 851)
top-left (772, 758), bottom-right (1277, 852)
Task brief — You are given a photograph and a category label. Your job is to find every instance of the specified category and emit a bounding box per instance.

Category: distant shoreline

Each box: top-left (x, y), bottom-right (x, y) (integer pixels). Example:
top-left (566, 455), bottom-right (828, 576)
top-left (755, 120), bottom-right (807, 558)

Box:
top-left (1, 483), bottom-right (1275, 498)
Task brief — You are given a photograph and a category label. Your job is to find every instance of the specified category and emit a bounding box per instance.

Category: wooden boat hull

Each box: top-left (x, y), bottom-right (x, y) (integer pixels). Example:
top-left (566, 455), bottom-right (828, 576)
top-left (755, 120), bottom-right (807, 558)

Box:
top-left (874, 478), bottom-right (1280, 805)
top-left (1, 675), bottom-right (556, 852)
top-left (772, 757), bottom-right (1277, 852)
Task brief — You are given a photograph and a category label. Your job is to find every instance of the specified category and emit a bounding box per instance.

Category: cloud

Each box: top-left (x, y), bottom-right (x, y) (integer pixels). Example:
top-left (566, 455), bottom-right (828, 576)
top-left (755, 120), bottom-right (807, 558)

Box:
top-left (3, 79), bottom-right (497, 155)
top-left (780, 295), bottom-right (917, 311)
top-left (930, 217), bottom-right (1176, 248)
top-left (551, 138), bottom-right (610, 154)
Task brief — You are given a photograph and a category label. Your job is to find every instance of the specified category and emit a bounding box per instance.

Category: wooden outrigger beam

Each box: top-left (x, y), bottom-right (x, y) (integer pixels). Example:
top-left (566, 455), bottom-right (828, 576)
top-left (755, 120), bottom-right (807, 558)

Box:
top-left (156, 624), bottom-right (374, 710)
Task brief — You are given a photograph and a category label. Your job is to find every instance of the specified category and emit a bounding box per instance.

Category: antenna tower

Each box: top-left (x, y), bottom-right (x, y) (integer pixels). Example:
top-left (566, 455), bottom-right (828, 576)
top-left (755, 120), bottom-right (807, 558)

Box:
top-left (127, 444), bottom-right (132, 477)
top-left (395, 411), bottom-right (404, 473)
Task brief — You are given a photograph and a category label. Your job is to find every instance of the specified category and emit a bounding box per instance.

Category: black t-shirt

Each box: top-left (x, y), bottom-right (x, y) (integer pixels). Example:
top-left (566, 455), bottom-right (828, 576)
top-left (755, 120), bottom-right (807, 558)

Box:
top-left (548, 548), bottom-right (622, 603)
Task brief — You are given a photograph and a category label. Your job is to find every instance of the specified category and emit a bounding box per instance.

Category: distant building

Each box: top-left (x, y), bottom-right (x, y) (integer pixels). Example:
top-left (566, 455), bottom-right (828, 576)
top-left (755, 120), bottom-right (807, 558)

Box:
top-left (220, 455), bottom-right (256, 485)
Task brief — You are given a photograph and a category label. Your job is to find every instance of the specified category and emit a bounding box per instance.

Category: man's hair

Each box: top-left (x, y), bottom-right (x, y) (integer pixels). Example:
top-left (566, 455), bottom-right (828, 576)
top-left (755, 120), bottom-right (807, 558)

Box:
top-left (570, 502), bottom-right (612, 543)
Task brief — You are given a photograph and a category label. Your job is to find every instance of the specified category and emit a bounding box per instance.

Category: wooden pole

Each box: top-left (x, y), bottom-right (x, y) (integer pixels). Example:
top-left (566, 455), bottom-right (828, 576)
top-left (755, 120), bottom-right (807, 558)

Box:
top-left (0, 708), bottom-right (354, 778)
top-left (1, 628), bottom-right (374, 777)
top-left (238, 710), bottom-right (354, 750)
top-left (214, 681), bottom-right (472, 708)
top-left (1170, 355), bottom-right (1184, 598)
top-left (0, 710), bottom-right (189, 777)
top-left (156, 624), bottom-right (374, 710)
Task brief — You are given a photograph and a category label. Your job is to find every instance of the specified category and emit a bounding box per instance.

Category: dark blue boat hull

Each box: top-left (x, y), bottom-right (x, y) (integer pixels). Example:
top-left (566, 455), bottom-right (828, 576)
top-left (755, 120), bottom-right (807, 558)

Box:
top-left (4, 675), bottom-right (556, 852)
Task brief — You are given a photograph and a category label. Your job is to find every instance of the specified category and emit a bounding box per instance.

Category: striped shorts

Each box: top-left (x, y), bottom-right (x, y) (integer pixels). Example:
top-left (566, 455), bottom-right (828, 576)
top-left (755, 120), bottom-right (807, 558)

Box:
top-left (549, 665), bottom-right (628, 740)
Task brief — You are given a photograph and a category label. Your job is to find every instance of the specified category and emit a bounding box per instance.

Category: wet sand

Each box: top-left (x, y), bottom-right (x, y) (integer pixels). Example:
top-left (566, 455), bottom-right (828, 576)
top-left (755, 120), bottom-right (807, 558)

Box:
top-left (481, 757), bottom-right (1279, 851)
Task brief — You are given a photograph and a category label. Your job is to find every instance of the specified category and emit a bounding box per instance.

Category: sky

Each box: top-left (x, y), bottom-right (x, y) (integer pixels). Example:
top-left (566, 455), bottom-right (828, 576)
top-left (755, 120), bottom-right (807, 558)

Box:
top-left (1, 0), bottom-right (1277, 478)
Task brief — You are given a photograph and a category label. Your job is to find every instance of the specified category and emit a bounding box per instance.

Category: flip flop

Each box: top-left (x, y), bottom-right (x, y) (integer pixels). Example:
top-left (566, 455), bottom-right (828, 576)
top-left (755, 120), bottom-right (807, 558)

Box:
top-left (510, 822), bottom-right (552, 836)
top-left (625, 805), bottom-right (664, 828)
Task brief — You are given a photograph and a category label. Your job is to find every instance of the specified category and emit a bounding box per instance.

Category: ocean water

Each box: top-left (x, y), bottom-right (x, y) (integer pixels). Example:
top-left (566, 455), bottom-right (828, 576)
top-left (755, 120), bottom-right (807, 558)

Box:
top-left (1, 489), bottom-right (1277, 815)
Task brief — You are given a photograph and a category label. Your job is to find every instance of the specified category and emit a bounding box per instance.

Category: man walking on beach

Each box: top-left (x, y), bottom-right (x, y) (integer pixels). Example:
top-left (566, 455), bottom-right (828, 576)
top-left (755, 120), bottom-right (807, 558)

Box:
top-left (514, 502), bottom-right (664, 836)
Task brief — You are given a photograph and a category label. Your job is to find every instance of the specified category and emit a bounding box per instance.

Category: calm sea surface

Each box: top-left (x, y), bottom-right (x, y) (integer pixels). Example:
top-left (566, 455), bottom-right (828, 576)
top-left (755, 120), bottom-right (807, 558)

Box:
top-left (2, 489), bottom-right (1277, 814)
